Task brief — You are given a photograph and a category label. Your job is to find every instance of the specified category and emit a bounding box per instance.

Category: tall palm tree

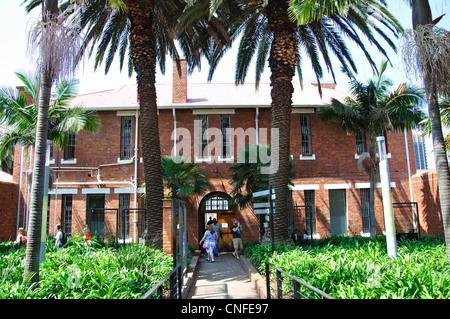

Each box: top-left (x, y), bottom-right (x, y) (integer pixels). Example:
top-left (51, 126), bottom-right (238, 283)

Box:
top-left (22, 0), bottom-right (83, 287)
top-left (77, 0), bottom-right (234, 248)
top-left (192, 0), bottom-right (403, 244)
top-left (317, 60), bottom-right (425, 237)
top-left (402, 0), bottom-right (450, 263)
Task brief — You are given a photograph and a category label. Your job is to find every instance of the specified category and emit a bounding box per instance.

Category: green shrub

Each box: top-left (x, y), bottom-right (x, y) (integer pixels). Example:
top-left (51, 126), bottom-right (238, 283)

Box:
top-left (0, 237), bottom-right (172, 299)
top-left (244, 235), bottom-right (450, 299)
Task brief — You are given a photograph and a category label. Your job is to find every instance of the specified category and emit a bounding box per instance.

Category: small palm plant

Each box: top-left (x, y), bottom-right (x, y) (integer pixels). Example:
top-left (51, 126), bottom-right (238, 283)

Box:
top-left (0, 72), bottom-right (101, 163)
top-left (317, 60), bottom-right (425, 237)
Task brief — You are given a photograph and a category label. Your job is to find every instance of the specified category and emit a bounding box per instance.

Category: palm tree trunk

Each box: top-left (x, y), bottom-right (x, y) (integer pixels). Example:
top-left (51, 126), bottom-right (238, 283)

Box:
top-left (412, 0), bottom-right (450, 264)
top-left (23, 0), bottom-right (57, 287)
top-left (23, 72), bottom-right (52, 287)
top-left (368, 135), bottom-right (377, 238)
top-left (267, 0), bottom-right (298, 245)
top-left (123, 0), bottom-right (164, 248)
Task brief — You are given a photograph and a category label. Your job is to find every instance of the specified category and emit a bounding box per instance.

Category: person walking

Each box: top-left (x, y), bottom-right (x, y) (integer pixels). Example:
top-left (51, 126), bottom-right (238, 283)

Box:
top-left (231, 218), bottom-right (243, 259)
top-left (200, 224), bottom-right (218, 263)
top-left (55, 224), bottom-right (64, 249)
top-left (211, 218), bottom-right (222, 257)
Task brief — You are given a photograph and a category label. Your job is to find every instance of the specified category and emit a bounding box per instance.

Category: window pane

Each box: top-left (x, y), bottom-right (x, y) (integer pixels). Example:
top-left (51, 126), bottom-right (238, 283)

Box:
top-left (356, 132), bottom-right (366, 155)
top-left (198, 115), bottom-right (208, 157)
top-left (220, 115), bottom-right (231, 157)
top-left (121, 117), bottom-right (132, 159)
top-left (63, 195), bottom-right (73, 236)
top-left (304, 190), bottom-right (316, 234)
top-left (64, 133), bottom-right (75, 159)
top-left (300, 115), bottom-right (312, 156)
top-left (120, 194), bottom-right (131, 239)
top-left (361, 189), bottom-right (370, 233)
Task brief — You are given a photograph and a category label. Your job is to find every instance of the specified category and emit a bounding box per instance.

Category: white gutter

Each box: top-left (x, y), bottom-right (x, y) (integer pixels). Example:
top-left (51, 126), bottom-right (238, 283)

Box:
top-left (404, 129), bottom-right (416, 231)
top-left (255, 107), bottom-right (259, 145)
top-left (16, 146), bottom-right (24, 235)
top-left (173, 108), bottom-right (177, 157)
top-left (133, 110), bottom-right (139, 242)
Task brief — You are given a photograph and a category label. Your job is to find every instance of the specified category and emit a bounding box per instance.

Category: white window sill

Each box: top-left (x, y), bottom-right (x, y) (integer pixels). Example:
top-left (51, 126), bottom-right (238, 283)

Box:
top-left (117, 158), bottom-right (133, 164)
top-left (195, 156), bottom-right (212, 163)
top-left (360, 232), bottom-right (371, 237)
top-left (355, 153), bottom-right (391, 159)
top-left (61, 158), bottom-right (77, 165)
top-left (300, 154), bottom-right (316, 160)
top-left (303, 233), bottom-right (320, 240)
top-left (49, 158), bottom-right (55, 165)
top-left (217, 156), bottom-right (234, 163)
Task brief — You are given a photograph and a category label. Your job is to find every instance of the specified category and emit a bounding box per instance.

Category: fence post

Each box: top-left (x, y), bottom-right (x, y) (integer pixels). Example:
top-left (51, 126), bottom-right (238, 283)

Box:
top-left (276, 269), bottom-right (283, 299)
top-left (265, 262), bottom-right (271, 299)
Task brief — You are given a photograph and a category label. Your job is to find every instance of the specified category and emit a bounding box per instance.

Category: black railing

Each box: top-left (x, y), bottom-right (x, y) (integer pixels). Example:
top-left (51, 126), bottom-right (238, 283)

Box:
top-left (140, 264), bottom-right (183, 299)
top-left (265, 261), bottom-right (334, 299)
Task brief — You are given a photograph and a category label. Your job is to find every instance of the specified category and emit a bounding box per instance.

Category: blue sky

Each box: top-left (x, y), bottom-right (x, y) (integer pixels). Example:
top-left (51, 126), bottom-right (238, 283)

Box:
top-left (0, 1), bottom-right (449, 95)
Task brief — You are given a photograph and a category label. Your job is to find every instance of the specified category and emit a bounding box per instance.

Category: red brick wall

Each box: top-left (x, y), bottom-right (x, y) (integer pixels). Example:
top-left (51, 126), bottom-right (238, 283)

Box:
top-left (0, 181), bottom-right (20, 241)
top-left (9, 105), bottom-right (445, 249)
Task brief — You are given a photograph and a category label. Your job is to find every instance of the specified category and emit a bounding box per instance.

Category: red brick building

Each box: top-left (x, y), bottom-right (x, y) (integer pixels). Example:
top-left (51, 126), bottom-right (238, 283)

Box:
top-left (10, 60), bottom-right (443, 251)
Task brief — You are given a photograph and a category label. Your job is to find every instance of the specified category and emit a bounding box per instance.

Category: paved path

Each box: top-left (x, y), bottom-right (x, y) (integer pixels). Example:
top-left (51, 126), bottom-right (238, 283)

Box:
top-left (187, 253), bottom-right (261, 299)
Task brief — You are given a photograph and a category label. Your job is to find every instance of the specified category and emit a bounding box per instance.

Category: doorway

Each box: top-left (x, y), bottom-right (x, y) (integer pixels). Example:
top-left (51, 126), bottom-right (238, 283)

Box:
top-left (329, 189), bottom-right (347, 236)
top-left (86, 194), bottom-right (105, 239)
top-left (199, 193), bottom-right (236, 252)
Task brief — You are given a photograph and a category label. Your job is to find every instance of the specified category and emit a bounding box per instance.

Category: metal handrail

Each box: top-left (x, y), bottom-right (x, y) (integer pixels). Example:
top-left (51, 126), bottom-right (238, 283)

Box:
top-left (265, 261), bottom-right (334, 299)
top-left (140, 264), bottom-right (182, 299)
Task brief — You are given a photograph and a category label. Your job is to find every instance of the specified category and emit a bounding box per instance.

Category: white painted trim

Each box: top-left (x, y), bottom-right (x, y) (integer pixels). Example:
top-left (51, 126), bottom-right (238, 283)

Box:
top-left (137, 187), bottom-right (145, 194)
top-left (195, 156), bottom-right (212, 163)
top-left (193, 109), bottom-right (235, 115)
top-left (114, 188), bottom-right (134, 194)
top-left (48, 188), bottom-right (78, 195)
top-left (217, 156), bottom-right (234, 163)
top-left (117, 158), bottom-right (133, 164)
top-left (303, 233), bottom-right (320, 240)
top-left (299, 154), bottom-right (316, 160)
top-left (61, 158), bottom-right (77, 165)
top-left (116, 111), bottom-right (139, 117)
top-left (355, 182), bottom-right (396, 189)
top-left (324, 183), bottom-right (352, 190)
top-left (292, 108), bottom-right (315, 114)
top-left (81, 188), bottom-right (110, 194)
top-left (289, 184), bottom-right (320, 191)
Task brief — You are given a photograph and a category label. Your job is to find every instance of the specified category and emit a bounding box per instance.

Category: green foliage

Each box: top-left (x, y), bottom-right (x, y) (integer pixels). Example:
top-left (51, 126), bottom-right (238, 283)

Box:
top-left (244, 235), bottom-right (450, 299)
top-left (0, 237), bottom-right (172, 299)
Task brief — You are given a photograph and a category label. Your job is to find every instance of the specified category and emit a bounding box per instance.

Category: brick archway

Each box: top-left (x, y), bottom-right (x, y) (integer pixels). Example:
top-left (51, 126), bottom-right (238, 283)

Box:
top-left (198, 192), bottom-right (236, 252)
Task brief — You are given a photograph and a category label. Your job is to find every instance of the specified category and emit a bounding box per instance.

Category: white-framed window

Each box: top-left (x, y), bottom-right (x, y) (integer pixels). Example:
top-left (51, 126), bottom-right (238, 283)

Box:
top-left (120, 116), bottom-right (132, 160)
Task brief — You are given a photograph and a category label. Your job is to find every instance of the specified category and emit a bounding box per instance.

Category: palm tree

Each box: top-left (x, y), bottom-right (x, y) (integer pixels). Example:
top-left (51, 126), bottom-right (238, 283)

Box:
top-left (317, 60), bottom-right (425, 237)
top-left (229, 144), bottom-right (294, 209)
top-left (193, 0), bottom-right (403, 244)
top-left (402, 0), bottom-right (450, 264)
top-left (0, 72), bottom-right (100, 162)
top-left (76, 0), bottom-right (234, 248)
top-left (22, 0), bottom-right (83, 287)
top-left (161, 155), bottom-right (210, 199)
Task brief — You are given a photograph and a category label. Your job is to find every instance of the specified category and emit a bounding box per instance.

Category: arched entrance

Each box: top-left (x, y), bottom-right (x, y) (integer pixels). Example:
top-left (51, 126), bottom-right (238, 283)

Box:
top-left (198, 192), bottom-right (236, 252)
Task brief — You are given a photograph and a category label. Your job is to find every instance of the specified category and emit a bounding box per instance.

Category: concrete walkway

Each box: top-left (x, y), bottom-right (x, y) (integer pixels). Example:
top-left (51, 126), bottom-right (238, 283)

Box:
top-left (186, 252), bottom-right (265, 299)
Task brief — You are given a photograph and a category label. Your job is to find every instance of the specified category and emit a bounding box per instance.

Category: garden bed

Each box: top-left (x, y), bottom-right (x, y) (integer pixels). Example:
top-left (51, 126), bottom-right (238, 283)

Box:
top-left (243, 235), bottom-right (450, 299)
top-left (0, 235), bottom-right (172, 299)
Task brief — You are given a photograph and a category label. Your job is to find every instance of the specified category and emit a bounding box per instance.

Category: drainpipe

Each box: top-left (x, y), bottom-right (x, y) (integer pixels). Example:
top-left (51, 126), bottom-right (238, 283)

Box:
top-left (173, 108), bottom-right (177, 157)
top-left (255, 107), bottom-right (259, 145)
top-left (404, 129), bottom-right (416, 232)
top-left (133, 110), bottom-right (139, 242)
top-left (16, 146), bottom-right (24, 234)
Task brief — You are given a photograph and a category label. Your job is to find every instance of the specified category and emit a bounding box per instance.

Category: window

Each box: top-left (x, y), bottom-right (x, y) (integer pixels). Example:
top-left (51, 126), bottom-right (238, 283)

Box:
top-left (361, 188), bottom-right (370, 234)
top-left (198, 115), bottom-right (208, 158)
top-left (120, 117), bottom-right (132, 160)
top-left (119, 194), bottom-right (130, 239)
top-left (300, 114), bottom-right (312, 156)
top-left (355, 132), bottom-right (366, 155)
top-left (220, 115), bottom-right (231, 158)
top-left (413, 134), bottom-right (428, 170)
top-left (62, 195), bottom-right (73, 236)
top-left (202, 195), bottom-right (229, 211)
top-left (304, 190), bottom-right (316, 234)
top-left (64, 132), bottom-right (75, 160)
